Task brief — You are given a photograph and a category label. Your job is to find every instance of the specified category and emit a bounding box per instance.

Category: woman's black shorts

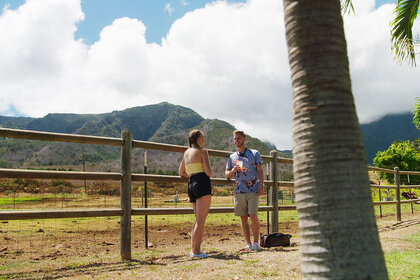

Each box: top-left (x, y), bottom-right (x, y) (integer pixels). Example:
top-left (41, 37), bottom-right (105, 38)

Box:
top-left (188, 172), bottom-right (212, 203)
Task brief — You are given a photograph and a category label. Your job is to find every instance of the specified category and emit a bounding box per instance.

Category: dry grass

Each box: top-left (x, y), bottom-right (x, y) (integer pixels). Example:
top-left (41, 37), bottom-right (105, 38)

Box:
top-left (0, 214), bottom-right (301, 280)
top-left (0, 194), bottom-right (419, 280)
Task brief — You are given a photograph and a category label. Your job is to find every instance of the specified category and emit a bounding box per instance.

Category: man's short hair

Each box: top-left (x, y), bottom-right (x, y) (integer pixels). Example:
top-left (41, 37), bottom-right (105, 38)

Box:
top-left (233, 130), bottom-right (246, 138)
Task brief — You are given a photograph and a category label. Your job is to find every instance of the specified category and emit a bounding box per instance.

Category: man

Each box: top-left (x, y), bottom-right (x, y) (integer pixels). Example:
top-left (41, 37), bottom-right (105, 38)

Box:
top-left (225, 130), bottom-right (264, 251)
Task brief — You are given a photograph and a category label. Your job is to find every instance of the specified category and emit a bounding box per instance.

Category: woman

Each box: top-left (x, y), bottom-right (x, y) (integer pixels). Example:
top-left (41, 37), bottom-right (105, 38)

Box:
top-left (179, 129), bottom-right (212, 258)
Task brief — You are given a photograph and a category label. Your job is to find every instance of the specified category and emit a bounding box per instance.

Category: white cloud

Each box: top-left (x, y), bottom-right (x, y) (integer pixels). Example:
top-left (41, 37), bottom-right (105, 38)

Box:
top-left (344, 2), bottom-right (420, 123)
top-left (165, 3), bottom-right (174, 16)
top-left (0, 0), bottom-right (419, 150)
top-left (180, 0), bottom-right (188, 6)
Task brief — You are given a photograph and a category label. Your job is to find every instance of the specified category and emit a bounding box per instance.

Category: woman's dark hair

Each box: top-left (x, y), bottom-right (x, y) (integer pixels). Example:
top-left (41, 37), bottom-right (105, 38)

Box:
top-left (188, 129), bottom-right (203, 147)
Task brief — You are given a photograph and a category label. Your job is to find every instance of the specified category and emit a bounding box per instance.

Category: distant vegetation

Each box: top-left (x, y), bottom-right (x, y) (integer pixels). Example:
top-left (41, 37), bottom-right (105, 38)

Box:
top-left (373, 139), bottom-right (420, 185)
top-left (1, 103), bottom-right (418, 173)
top-left (0, 102), bottom-right (290, 178)
top-left (361, 112), bottom-right (420, 163)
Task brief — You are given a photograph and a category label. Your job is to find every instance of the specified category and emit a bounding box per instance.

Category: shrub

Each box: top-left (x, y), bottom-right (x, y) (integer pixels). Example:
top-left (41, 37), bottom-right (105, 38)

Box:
top-left (374, 140), bottom-right (420, 185)
top-left (47, 179), bottom-right (76, 194)
top-left (88, 181), bottom-right (120, 196)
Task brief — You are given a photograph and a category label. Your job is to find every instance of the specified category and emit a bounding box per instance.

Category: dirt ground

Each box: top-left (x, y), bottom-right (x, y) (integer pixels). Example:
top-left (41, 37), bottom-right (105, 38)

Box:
top-left (1, 212), bottom-right (419, 280)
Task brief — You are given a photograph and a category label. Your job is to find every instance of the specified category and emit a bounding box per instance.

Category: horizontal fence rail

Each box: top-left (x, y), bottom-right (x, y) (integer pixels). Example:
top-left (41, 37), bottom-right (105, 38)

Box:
top-left (373, 199), bottom-right (420, 205)
top-left (399, 170), bottom-right (420, 176)
top-left (0, 208), bottom-right (123, 220)
top-left (131, 205), bottom-right (297, 216)
top-left (368, 166), bottom-right (397, 174)
top-left (0, 205), bottom-right (298, 220)
top-left (400, 199), bottom-right (420, 204)
top-left (0, 169), bottom-right (296, 188)
top-left (0, 168), bottom-right (122, 180)
top-left (368, 165), bottom-right (420, 176)
top-left (1, 127), bottom-right (419, 260)
top-left (1, 167), bottom-right (418, 191)
top-left (132, 139), bottom-right (292, 163)
top-left (0, 127), bottom-right (123, 146)
top-left (370, 185), bottom-right (398, 190)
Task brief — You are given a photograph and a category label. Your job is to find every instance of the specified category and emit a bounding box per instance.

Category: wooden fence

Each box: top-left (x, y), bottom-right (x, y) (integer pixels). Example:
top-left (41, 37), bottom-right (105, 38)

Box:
top-left (0, 127), bottom-right (419, 260)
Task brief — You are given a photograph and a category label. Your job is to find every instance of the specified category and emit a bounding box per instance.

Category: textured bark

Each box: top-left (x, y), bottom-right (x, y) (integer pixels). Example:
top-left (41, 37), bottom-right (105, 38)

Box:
top-left (283, 0), bottom-right (389, 279)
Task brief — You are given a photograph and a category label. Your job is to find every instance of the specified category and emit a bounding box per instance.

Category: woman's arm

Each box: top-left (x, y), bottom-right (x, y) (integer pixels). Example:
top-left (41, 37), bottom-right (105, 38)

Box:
top-left (202, 149), bottom-right (212, 178)
top-left (178, 157), bottom-right (188, 178)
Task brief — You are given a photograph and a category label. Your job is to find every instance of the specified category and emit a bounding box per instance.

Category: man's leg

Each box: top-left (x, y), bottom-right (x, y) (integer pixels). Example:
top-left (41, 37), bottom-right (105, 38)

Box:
top-left (240, 215), bottom-right (251, 245)
top-left (249, 214), bottom-right (260, 243)
top-left (248, 192), bottom-right (260, 250)
top-left (235, 193), bottom-right (251, 246)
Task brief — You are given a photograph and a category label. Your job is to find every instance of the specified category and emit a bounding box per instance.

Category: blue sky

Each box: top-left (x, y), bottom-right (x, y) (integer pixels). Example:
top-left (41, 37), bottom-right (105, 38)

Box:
top-left (0, 0), bottom-right (418, 149)
top-left (0, 0), bottom-right (247, 45)
top-left (75, 0), bottom-right (248, 45)
top-left (1, 0), bottom-right (396, 45)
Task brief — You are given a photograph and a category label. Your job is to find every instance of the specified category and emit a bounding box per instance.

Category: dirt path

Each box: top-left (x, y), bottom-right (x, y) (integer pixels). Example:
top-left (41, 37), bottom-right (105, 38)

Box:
top-left (1, 213), bottom-right (419, 280)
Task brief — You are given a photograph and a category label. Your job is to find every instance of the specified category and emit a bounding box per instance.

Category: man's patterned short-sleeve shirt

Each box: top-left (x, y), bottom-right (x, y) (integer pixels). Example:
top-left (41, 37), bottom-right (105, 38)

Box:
top-left (226, 148), bottom-right (263, 194)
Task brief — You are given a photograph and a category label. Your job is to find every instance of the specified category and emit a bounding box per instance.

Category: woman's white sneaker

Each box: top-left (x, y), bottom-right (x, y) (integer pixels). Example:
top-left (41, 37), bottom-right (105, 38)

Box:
top-left (189, 251), bottom-right (208, 258)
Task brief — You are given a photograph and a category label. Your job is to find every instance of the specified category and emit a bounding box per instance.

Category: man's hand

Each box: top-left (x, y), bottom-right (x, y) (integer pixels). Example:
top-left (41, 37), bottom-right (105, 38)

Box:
top-left (226, 165), bottom-right (240, 179)
top-left (232, 164), bottom-right (240, 173)
top-left (258, 183), bottom-right (264, 196)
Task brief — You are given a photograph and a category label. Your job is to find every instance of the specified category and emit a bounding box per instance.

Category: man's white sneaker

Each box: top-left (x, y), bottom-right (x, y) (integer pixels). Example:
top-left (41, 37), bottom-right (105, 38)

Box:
top-left (251, 242), bottom-right (260, 251)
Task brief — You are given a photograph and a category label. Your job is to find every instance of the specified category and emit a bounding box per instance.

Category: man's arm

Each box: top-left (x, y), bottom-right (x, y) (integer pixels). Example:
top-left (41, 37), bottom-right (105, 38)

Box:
top-left (225, 165), bottom-right (239, 179)
top-left (256, 163), bottom-right (264, 196)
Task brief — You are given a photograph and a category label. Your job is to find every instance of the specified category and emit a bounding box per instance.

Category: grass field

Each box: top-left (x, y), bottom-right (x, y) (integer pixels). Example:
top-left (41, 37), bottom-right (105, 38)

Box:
top-left (0, 192), bottom-right (419, 279)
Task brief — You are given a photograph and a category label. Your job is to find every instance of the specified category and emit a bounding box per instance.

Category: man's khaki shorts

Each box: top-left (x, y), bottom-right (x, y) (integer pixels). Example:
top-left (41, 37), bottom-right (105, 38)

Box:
top-left (234, 192), bottom-right (259, 216)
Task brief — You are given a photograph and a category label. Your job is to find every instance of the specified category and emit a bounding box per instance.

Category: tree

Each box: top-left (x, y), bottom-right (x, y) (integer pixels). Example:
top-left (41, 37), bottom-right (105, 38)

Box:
top-left (414, 97), bottom-right (420, 129)
top-left (390, 0), bottom-right (419, 66)
top-left (390, 1), bottom-right (420, 128)
top-left (282, 0), bottom-right (388, 278)
top-left (374, 140), bottom-right (420, 184)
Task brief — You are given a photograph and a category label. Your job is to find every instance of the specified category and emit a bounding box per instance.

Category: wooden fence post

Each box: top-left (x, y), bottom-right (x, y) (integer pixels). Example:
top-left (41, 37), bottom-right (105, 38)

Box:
top-left (394, 167), bottom-right (401, 222)
top-left (144, 151), bottom-right (149, 249)
top-left (270, 150), bottom-right (279, 233)
top-left (121, 129), bottom-right (132, 260)
top-left (266, 162), bottom-right (270, 234)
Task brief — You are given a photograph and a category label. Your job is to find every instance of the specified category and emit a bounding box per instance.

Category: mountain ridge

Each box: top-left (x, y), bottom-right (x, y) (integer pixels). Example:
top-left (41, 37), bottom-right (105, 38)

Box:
top-left (1, 103), bottom-right (419, 169)
top-left (360, 112), bottom-right (420, 163)
top-left (0, 102), bottom-right (286, 176)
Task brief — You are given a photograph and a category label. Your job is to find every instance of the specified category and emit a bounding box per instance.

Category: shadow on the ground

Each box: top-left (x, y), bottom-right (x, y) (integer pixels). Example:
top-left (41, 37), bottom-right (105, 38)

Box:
top-left (0, 251), bottom-right (244, 279)
top-left (207, 251), bottom-right (242, 260)
top-left (378, 218), bottom-right (420, 232)
top-left (0, 258), bottom-right (167, 280)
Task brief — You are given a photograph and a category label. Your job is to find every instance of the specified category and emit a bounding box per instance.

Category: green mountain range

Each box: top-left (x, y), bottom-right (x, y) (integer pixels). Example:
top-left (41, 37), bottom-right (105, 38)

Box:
top-left (0, 103), bottom-right (418, 174)
top-left (0, 102), bottom-right (285, 176)
top-left (360, 112), bottom-right (420, 163)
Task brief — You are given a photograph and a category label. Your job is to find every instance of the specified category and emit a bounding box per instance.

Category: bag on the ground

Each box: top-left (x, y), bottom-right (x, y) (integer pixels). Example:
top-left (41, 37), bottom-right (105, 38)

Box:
top-left (260, 232), bottom-right (292, 247)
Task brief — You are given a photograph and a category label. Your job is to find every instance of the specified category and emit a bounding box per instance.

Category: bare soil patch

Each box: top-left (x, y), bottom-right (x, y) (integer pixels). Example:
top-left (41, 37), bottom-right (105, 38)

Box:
top-left (1, 212), bottom-right (419, 280)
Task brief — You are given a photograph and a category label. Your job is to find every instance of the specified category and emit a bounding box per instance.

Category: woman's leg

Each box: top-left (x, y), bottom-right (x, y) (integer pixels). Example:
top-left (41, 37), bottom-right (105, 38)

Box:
top-left (191, 202), bottom-right (197, 251)
top-left (192, 194), bottom-right (211, 254)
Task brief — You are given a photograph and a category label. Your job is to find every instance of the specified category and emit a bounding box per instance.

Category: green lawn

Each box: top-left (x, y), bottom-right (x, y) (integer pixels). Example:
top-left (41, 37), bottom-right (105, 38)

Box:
top-left (386, 250), bottom-right (420, 279)
top-left (0, 196), bottom-right (47, 206)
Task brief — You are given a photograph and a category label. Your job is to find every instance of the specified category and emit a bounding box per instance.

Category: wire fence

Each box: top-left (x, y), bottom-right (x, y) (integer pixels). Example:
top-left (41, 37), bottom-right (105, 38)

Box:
top-left (0, 127), bottom-right (419, 260)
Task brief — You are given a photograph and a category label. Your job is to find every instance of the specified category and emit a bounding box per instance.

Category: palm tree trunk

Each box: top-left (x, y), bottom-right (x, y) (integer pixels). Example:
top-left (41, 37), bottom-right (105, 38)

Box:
top-left (283, 0), bottom-right (388, 279)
